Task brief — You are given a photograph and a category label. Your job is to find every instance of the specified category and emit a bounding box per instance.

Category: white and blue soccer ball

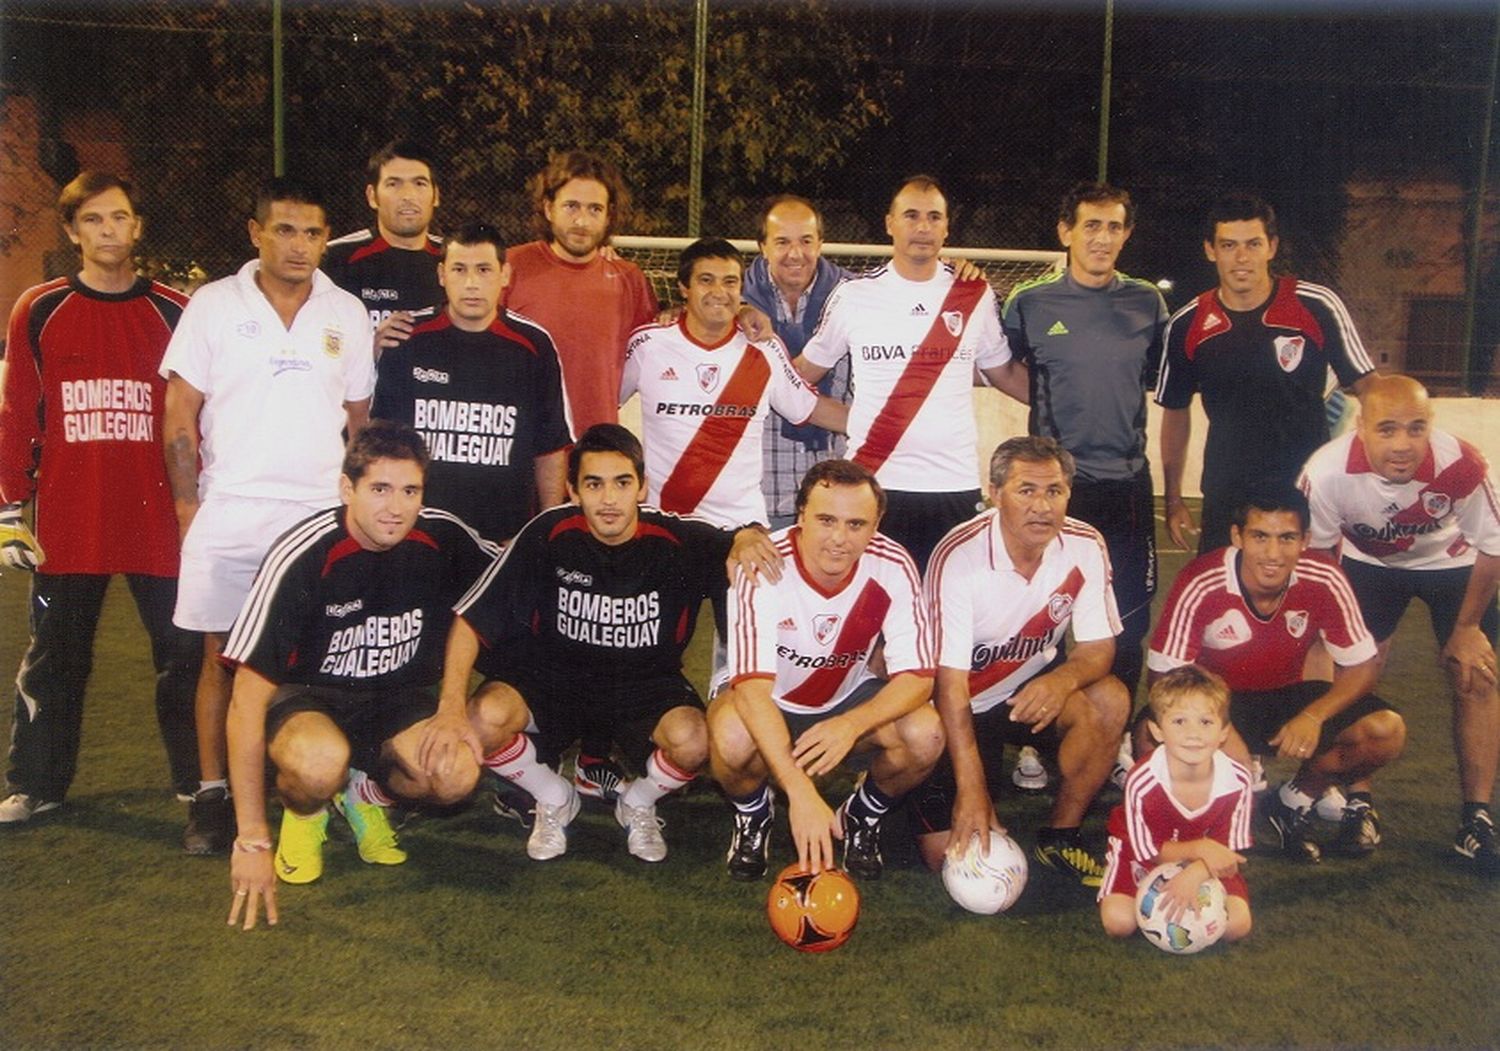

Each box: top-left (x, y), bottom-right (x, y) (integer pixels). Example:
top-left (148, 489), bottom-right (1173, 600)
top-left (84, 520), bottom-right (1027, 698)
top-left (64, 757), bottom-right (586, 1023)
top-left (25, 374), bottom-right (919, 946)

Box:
top-left (942, 832), bottom-right (1029, 914)
top-left (1134, 861), bottom-right (1228, 955)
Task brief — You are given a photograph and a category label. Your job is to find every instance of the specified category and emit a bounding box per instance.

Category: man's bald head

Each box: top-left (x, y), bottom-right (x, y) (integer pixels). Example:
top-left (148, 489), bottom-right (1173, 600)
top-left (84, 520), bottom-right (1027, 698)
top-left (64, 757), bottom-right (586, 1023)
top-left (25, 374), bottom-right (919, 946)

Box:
top-left (1358, 373), bottom-right (1433, 483)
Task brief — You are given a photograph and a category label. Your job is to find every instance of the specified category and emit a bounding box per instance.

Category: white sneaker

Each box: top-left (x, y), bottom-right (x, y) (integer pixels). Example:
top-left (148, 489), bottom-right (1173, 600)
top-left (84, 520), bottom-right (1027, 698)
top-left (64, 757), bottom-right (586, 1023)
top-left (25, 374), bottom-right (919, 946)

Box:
top-left (0, 793), bottom-right (61, 824)
top-left (615, 795), bottom-right (667, 862)
top-left (526, 788), bottom-right (581, 861)
top-left (1012, 746), bottom-right (1049, 791)
top-left (1316, 785), bottom-right (1348, 822)
top-left (1108, 733), bottom-right (1134, 790)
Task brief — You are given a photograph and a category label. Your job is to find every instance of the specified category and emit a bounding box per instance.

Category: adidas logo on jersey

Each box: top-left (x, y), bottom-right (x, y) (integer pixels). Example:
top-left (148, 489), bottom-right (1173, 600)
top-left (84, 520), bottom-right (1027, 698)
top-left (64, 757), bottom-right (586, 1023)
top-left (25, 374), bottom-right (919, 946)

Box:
top-left (1202, 311), bottom-right (1224, 330)
top-left (910, 303), bottom-right (929, 316)
top-left (777, 617), bottom-right (797, 631)
top-left (660, 367), bottom-right (679, 381)
top-left (1047, 320), bottom-right (1069, 336)
top-left (1204, 609), bottom-right (1252, 648)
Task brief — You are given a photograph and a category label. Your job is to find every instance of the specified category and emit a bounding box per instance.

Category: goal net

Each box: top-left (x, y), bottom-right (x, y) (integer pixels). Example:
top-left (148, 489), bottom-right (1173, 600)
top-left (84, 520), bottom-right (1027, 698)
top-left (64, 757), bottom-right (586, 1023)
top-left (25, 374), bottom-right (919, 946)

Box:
top-left (611, 236), bottom-right (1064, 308)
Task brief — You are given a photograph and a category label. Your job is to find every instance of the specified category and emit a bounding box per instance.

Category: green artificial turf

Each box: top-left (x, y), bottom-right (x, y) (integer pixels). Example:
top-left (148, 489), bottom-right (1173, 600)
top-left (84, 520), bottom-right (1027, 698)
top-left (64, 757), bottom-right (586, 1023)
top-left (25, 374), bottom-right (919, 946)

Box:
top-left (2, 520), bottom-right (1497, 1049)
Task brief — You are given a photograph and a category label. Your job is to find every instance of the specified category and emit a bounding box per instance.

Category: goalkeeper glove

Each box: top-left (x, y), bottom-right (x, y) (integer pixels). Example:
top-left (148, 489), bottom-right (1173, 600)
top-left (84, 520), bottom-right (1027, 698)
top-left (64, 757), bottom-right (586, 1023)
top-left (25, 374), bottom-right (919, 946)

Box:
top-left (0, 502), bottom-right (44, 570)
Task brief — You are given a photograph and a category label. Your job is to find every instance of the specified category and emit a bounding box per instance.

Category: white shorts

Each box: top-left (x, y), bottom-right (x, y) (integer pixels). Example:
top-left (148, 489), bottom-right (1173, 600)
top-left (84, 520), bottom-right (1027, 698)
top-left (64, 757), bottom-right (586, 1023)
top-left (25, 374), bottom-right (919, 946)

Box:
top-left (174, 495), bottom-right (330, 632)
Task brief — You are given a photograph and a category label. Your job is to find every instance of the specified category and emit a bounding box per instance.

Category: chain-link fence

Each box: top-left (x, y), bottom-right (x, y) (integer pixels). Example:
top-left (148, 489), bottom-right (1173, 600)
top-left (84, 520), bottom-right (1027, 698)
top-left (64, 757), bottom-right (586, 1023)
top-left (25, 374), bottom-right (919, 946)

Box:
top-left (4, 1), bottom-right (1496, 392)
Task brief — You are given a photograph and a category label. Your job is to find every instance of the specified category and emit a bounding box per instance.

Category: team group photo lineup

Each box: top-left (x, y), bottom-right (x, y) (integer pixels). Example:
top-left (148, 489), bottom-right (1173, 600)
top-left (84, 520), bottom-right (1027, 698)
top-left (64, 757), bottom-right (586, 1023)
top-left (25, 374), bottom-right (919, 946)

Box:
top-left (4, 127), bottom-right (1499, 954)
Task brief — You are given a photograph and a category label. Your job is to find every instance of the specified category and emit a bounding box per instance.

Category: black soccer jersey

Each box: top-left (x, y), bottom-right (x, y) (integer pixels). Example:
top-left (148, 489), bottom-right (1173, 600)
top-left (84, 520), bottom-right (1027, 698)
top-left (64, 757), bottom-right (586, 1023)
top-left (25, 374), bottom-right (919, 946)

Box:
top-left (323, 227), bottom-right (444, 329)
top-left (456, 504), bottom-right (736, 685)
top-left (1155, 276), bottom-right (1374, 500)
top-left (222, 506), bottom-right (498, 690)
top-left (372, 311), bottom-right (573, 543)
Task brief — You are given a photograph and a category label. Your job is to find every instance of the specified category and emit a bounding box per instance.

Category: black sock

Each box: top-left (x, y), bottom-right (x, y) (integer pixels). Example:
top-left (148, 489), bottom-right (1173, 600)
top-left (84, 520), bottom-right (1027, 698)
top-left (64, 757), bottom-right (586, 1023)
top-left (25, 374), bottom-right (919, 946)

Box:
top-left (1037, 826), bottom-right (1081, 846)
top-left (731, 784), bottom-right (772, 816)
top-left (844, 778), bottom-right (896, 824)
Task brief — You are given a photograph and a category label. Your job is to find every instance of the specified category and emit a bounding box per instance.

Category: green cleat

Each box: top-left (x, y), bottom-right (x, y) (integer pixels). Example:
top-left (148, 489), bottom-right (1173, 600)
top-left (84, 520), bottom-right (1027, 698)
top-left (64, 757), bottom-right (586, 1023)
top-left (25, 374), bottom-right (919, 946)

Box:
top-left (335, 791), bottom-right (407, 866)
top-left (275, 808), bottom-right (329, 884)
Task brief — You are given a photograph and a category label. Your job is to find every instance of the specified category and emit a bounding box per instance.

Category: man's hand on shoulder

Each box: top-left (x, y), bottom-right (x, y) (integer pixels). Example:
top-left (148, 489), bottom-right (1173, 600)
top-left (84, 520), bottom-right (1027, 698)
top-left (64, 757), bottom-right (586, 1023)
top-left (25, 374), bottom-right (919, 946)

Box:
top-left (374, 311), bottom-right (416, 358)
top-left (729, 526), bottom-right (783, 584)
top-left (737, 304), bottom-right (774, 342)
top-left (0, 502), bottom-right (43, 571)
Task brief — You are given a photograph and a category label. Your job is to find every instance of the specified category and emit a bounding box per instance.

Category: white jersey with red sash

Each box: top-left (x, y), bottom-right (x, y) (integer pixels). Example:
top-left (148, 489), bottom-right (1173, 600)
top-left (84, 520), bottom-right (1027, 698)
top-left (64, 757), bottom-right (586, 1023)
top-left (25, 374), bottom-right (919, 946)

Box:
top-left (1299, 428), bottom-right (1500, 571)
top-left (621, 317), bottom-right (818, 527)
top-left (927, 509), bottom-right (1121, 713)
top-left (727, 527), bottom-right (933, 715)
top-left (801, 264), bottom-right (1009, 492)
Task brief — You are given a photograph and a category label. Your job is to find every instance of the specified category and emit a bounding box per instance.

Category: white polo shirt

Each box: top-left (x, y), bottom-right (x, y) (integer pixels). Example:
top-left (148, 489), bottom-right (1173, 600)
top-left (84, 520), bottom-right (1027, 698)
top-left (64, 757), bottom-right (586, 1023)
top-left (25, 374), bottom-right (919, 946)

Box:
top-left (1300, 428), bottom-right (1500, 571)
top-left (927, 509), bottom-right (1121, 713)
top-left (622, 317), bottom-right (818, 527)
top-left (160, 261), bottom-right (374, 505)
top-left (802, 264), bottom-right (1009, 493)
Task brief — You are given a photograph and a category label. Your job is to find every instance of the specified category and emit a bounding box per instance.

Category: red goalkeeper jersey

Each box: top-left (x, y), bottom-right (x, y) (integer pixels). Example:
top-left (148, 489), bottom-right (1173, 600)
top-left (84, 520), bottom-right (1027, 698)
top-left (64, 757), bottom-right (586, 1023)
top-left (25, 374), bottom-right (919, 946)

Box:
top-left (0, 275), bottom-right (187, 575)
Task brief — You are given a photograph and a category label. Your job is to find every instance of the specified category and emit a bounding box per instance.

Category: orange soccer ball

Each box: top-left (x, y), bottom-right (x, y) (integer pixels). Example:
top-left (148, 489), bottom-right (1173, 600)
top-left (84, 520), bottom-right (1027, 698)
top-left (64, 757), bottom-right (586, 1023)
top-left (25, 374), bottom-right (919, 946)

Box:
top-left (766, 863), bottom-right (860, 952)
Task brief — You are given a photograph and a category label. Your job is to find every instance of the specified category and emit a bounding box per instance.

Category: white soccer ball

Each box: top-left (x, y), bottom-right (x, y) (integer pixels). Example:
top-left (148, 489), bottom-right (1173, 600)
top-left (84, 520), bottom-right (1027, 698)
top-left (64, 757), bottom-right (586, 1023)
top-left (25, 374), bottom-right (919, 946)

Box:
top-left (942, 832), bottom-right (1029, 914)
top-left (1134, 861), bottom-right (1229, 955)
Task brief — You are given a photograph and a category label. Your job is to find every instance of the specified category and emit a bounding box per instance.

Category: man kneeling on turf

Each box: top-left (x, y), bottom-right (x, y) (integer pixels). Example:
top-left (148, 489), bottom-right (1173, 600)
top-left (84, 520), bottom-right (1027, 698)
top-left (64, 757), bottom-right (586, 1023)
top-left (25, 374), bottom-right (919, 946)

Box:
top-left (441, 424), bottom-right (780, 863)
top-left (1100, 665), bottom-right (1253, 943)
top-left (709, 459), bottom-right (943, 880)
top-left (225, 422), bottom-right (498, 930)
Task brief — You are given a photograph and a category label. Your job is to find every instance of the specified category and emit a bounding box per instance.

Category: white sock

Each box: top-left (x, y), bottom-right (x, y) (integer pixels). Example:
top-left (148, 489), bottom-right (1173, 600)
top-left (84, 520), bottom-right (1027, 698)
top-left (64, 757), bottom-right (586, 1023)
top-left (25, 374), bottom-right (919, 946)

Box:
top-left (346, 768), bottom-right (393, 807)
top-left (621, 749), bottom-right (695, 809)
top-left (483, 734), bottom-right (572, 807)
top-left (1280, 781), bottom-right (1316, 812)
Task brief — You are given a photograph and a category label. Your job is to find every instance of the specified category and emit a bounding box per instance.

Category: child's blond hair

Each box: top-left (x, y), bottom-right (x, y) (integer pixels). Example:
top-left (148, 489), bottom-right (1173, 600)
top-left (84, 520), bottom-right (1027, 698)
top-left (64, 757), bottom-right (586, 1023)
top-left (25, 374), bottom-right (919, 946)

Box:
top-left (1148, 665), bottom-right (1230, 724)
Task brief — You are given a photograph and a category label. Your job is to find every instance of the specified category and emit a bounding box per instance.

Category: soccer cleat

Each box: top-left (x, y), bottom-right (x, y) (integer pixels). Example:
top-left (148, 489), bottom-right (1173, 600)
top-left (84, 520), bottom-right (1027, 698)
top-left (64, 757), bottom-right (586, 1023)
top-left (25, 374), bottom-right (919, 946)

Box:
top-left (526, 787), bottom-right (581, 861)
top-left (726, 804), bottom-right (774, 881)
top-left (183, 786), bottom-right (235, 855)
top-left (0, 792), bottom-right (61, 824)
top-left (334, 791), bottom-right (407, 866)
top-left (575, 756), bottom-right (627, 803)
top-left (1263, 792), bottom-right (1321, 863)
top-left (1108, 733), bottom-right (1134, 791)
top-left (838, 801), bottom-right (884, 880)
top-left (489, 775), bottom-right (535, 829)
top-left (1012, 745), bottom-right (1049, 792)
top-left (615, 797), bottom-right (667, 862)
top-left (1315, 785), bottom-right (1348, 822)
top-left (1330, 799), bottom-right (1381, 857)
top-left (1032, 838), bottom-right (1106, 888)
top-left (274, 808), bottom-right (329, 884)
top-left (1454, 811), bottom-right (1500, 877)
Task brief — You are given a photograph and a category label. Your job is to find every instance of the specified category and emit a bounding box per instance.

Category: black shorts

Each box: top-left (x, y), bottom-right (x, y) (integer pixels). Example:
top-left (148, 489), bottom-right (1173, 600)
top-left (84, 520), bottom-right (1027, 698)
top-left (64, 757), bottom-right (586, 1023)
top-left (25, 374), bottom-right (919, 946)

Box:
top-left (910, 700), bottom-right (1062, 835)
top-left (1229, 680), bottom-right (1397, 756)
top-left (265, 683), bottom-right (438, 774)
top-left (1340, 558), bottom-right (1500, 645)
top-left (484, 659), bottom-right (703, 771)
top-left (779, 677), bottom-right (886, 772)
top-left (881, 489), bottom-right (984, 573)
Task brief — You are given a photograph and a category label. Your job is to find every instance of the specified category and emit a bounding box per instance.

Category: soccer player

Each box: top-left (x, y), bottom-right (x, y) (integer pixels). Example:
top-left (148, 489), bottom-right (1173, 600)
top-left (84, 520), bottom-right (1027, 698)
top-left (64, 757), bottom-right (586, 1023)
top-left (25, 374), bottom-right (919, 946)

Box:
top-left (1299, 374), bottom-right (1500, 874)
top-left (1147, 486), bottom-right (1407, 862)
top-left (162, 177), bottom-right (374, 854)
top-left (372, 221), bottom-right (570, 543)
top-left (504, 150), bottom-right (658, 436)
top-left (795, 174), bottom-right (1021, 571)
top-left (741, 195), bottom-right (854, 529)
top-left (621, 237), bottom-right (847, 528)
top-left (1156, 193), bottom-right (1376, 554)
top-left (1001, 181), bottom-right (1168, 696)
top-left (913, 436), bottom-right (1129, 888)
top-left (440, 424), bottom-right (778, 864)
top-left (710, 459), bottom-right (940, 880)
top-left (0, 172), bottom-right (199, 824)
top-left (1099, 665), bottom-right (1252, 943)
top-left (222, 422), bottom-right (497, 931)
top-left (323, 139), bottom-right (444, 356)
